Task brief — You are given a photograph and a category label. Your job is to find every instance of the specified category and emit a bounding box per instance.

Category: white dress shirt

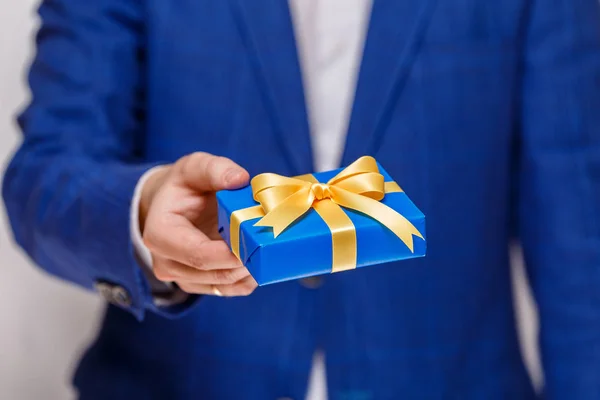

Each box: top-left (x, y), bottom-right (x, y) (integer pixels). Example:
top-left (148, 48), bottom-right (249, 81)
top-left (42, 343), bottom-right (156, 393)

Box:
top-left (131, 1), bottom-right (373, 398)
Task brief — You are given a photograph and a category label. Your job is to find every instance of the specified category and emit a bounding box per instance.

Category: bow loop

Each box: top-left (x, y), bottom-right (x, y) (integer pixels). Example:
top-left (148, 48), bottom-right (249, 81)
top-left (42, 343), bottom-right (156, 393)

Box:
top-left (252, 174), bottom-right (311, 213)
top-left (327, 155), bottom-right (380, 184)
top-left (329, 172), bottom-right (385, 200)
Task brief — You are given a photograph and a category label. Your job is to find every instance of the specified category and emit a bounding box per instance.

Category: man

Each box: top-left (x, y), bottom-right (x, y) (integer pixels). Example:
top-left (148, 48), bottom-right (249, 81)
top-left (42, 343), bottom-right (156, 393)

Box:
top-left (3, 0), bottom-right (600, 398)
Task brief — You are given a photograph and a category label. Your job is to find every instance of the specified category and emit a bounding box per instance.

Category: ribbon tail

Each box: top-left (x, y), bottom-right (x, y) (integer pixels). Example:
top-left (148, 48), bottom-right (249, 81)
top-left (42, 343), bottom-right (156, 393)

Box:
top-left (254, 187), bottom-right (314, 237)
top-left (332, 188), bottom-right (423, 253)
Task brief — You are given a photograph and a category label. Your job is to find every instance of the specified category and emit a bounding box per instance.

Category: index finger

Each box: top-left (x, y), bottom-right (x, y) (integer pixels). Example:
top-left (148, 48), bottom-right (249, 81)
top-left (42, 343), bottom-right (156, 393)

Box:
top-left (143, 218), bottom-right (242, 270)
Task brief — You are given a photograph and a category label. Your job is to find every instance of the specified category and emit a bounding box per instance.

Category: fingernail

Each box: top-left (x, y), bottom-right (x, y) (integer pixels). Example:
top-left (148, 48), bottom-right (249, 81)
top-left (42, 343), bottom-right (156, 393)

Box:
top-left (212, 286), bottom-right (223, 297)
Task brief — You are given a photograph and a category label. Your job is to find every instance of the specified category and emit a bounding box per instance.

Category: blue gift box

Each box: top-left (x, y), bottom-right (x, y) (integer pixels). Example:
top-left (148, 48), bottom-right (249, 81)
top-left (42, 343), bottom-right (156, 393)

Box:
top-left (217, 162), bottom-right (426, 285)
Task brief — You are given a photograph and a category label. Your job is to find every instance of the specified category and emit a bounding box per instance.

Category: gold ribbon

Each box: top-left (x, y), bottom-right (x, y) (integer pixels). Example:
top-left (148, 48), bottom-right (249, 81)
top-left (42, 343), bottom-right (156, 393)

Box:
top-left (229, 156), bottom-right (423, 273)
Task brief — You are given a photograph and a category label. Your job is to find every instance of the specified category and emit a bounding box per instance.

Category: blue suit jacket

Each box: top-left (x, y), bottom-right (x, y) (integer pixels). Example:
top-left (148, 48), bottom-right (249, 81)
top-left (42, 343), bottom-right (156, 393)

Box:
top-left (4, 0), bottom-right (600, 398)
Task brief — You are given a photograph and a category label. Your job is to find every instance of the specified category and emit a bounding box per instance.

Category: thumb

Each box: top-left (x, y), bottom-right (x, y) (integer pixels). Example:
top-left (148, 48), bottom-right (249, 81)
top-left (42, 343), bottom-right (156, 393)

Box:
top-left (177, 152), bottom-right (249, 192)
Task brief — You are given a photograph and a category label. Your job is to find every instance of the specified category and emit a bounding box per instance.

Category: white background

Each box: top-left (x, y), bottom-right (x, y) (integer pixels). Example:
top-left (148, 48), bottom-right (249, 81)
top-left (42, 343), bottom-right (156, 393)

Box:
top-left (0, 1), bottom-right (542, 399)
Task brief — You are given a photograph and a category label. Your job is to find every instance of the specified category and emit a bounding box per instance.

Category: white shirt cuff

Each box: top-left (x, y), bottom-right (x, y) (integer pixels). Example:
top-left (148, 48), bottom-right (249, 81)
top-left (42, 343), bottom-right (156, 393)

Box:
top-left (131, 166), bottom-right (189, 307)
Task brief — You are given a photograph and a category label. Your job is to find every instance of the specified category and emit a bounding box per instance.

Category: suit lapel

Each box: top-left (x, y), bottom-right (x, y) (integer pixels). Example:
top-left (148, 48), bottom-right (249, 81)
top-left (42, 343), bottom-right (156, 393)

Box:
top-left (229, 0), bottom-right (313, 175)
top-left (342, 0), bottom-right (438, 164)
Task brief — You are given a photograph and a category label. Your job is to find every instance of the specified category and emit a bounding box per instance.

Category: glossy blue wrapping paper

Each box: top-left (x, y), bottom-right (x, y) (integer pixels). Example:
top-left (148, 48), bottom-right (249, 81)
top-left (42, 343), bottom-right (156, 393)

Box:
top-left (217, 164), bottom-right (426, 285)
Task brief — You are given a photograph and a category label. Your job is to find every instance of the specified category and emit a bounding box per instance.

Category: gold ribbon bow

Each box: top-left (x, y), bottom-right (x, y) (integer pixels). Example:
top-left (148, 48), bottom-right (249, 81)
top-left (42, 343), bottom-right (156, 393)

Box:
top-left (230, 156), bottom-right (423, 273)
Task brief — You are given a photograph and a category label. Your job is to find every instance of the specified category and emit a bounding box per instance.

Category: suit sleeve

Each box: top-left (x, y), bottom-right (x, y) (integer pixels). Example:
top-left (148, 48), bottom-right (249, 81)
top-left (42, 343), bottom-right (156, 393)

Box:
top-left (2, 0), bottom-right (196, 320)
top-left (519, 0), bottom-right (600, 397)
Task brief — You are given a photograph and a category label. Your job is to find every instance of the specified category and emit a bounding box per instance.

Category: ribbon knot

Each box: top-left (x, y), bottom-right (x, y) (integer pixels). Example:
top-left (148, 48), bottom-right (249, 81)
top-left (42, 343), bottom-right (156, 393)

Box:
top-left (311, 183), bottom-right (332, 200)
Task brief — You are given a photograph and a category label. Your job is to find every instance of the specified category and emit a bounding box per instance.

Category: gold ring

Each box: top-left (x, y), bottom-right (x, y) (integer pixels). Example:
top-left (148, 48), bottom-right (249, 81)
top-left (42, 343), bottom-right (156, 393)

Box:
top-left (212, 285), bottom-right (223, 297)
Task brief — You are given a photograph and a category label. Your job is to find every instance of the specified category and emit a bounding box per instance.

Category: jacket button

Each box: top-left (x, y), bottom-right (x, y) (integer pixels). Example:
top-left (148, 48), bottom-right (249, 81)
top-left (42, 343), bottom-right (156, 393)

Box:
top-left (94, 281), bottom-right (132, 308)
top-left (299, 276), bottom-right (322, 289)
top-left (111, 286), bottom-right (132, 308)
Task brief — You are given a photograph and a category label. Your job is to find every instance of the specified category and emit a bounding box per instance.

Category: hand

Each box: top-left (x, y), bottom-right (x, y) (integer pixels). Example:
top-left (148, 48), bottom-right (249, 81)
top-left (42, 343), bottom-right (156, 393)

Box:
top-left (140, 152), bottom-right (258, 296)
